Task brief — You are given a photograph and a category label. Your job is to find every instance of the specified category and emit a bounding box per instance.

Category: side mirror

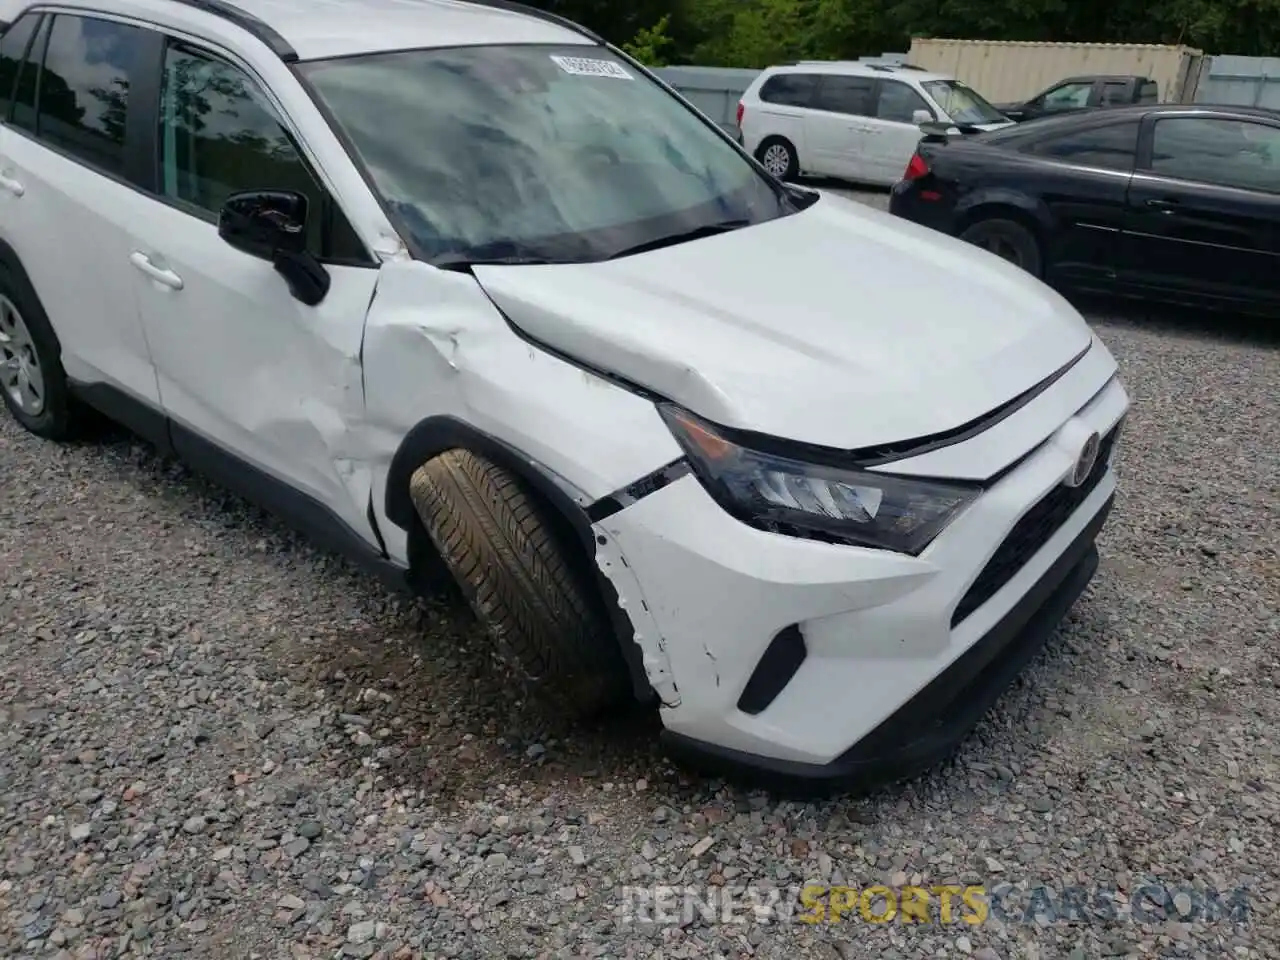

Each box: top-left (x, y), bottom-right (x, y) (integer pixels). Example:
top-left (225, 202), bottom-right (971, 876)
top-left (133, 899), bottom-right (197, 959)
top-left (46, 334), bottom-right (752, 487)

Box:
top-left (218, 190), bottom-right (329, 306)
top-left (911, 108), bottom-right (933, 125)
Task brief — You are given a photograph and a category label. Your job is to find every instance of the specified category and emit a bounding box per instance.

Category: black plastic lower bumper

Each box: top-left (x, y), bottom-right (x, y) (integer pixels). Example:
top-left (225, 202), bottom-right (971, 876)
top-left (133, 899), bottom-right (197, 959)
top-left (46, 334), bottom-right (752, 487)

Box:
top-left (661, 492), bottom-right (1114, 796)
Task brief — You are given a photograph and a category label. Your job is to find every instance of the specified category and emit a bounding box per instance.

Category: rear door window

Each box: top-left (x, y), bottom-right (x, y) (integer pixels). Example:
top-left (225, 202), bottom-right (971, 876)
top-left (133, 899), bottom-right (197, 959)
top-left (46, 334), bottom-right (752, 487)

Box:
top-left (30, 14), bottom-right (150, 177)
top-left (0, 13), bottom-right (41, 122)
top-left (759, 73), bottom-right (818, 107)
top-left (1099, 81), bottom-right (1132, 106)
top-left (812, 75), bottom-right (875, 117)
top-left (1138, 80), bottom-right (1159, 104)
top-left (1026, 120), bottom-right (1140, 170)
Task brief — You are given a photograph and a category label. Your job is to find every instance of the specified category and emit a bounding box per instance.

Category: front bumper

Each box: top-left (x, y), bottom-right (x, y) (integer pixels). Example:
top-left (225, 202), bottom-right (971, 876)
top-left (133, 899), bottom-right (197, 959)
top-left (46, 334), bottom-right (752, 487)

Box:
top-left (664, 494), bottom-right (1109, 793)
top-left (593, 366), bottom-right (1127, 790)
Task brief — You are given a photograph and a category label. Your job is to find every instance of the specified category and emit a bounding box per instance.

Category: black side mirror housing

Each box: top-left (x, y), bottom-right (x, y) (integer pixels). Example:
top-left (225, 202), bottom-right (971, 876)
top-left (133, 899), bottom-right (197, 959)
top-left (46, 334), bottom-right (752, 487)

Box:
top-left (218, 190), bottom-right (329, 305)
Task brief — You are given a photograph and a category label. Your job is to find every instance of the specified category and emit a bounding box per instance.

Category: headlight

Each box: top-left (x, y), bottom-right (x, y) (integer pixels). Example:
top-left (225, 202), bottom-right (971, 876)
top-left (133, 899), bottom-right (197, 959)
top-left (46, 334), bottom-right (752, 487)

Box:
top-left (661, 405), bottom-right (980, 555)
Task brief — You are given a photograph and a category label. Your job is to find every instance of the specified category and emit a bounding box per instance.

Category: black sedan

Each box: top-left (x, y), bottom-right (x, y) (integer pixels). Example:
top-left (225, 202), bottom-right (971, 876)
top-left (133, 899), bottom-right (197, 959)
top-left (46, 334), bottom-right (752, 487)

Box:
top-left (888, 104), bottom-right (1280, 315)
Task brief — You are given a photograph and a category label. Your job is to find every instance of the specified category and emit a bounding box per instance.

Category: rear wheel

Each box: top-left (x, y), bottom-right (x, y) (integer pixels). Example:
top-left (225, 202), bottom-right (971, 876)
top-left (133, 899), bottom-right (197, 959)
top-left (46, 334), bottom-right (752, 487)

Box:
top-left (0, 261), bottom-right (78, 439)
top-left (756, 136), bottom-right (799, 180)
top-left (959, 218), bottom-right (1043, 278)
top-left (409, 449), bottom-right (632, 719)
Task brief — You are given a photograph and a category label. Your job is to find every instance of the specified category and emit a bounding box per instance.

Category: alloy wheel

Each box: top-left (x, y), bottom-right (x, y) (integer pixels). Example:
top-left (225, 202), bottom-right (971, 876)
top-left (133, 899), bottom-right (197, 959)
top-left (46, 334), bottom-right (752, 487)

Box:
top-left (0, 294), bottom-right (45, 416)
top-left (762, 144), bottom-right (791, 177)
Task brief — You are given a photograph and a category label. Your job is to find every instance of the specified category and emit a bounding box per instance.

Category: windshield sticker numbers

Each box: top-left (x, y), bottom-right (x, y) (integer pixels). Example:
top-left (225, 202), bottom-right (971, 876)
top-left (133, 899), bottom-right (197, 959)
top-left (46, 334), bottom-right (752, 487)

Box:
top-left (550, 55), bottom-right (634, 80)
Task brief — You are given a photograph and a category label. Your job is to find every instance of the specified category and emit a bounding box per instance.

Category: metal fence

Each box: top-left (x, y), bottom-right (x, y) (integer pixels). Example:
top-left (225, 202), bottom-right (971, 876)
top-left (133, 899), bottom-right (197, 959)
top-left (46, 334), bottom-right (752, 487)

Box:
top-left (1193, 55), bottom-right (1280, 109)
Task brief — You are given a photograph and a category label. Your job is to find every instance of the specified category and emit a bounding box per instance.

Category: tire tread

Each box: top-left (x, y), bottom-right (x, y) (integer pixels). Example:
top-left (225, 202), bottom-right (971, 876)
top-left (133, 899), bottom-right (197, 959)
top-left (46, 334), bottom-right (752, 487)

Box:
top-left (409, 449), bottom-right (629, 718)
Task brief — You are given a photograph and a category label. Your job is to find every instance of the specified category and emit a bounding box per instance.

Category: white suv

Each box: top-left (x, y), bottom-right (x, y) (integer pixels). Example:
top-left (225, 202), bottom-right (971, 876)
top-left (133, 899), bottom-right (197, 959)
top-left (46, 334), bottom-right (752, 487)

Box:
top-left (0, 0), bottom-right (1127, 789)
top-left (738, 61), bottom-right (1013, 185)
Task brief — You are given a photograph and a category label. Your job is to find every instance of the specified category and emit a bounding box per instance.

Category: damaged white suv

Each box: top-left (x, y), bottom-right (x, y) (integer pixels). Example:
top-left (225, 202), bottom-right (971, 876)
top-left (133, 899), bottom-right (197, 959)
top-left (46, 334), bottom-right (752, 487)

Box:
top-left (0, 0), bottom-right (1127, 788)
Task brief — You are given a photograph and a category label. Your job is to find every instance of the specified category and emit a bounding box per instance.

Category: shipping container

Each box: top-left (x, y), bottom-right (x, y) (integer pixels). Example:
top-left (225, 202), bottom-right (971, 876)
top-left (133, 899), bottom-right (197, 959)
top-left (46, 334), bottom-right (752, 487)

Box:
top-left (906, 39), bottom-right (1204, 105)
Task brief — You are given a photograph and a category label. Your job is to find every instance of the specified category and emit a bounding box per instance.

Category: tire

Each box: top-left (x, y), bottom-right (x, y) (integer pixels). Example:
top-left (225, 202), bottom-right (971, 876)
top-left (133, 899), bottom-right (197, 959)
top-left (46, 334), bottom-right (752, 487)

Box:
top-left (408, 448), bottom-right (631, 719)
top-left (959, 218), bottom-right (1043, 278)
top-left (756, 136), bottom-right (799, 180)
top-left (0, 258), bottom-right (78, 439)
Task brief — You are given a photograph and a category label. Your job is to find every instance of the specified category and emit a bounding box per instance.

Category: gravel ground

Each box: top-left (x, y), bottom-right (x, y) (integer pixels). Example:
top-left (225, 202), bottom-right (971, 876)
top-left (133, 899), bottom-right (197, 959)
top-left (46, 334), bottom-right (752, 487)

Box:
top-left (3, 188), bottom-right (1279, 960)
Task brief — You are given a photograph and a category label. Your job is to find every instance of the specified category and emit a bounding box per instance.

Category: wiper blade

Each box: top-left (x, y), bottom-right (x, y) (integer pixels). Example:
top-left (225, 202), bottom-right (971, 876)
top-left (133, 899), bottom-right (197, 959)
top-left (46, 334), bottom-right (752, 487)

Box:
top-left (609, 219), bottom-right (752, 259)
top-left (433, 254), bottom-right (557, 272)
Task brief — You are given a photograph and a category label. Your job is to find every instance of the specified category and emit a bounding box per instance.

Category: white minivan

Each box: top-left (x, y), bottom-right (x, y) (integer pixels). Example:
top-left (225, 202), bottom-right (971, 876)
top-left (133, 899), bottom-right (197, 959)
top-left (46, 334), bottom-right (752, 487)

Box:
top-left (738, 61), bottom-right (1014, 185)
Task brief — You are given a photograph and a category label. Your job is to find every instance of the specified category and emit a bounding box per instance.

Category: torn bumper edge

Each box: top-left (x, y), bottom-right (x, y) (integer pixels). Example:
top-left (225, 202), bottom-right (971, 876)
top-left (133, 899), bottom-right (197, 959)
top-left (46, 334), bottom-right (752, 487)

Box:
top-left (592, 525), bottom-right (681, 708)
top-left (528, 455), bottom-right (680, 708)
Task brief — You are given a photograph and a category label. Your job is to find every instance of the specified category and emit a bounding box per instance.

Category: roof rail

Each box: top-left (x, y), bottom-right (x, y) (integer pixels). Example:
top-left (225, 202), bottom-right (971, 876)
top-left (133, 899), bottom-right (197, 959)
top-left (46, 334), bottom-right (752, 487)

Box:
top-left (167, 0), bottom-right (298, 60)
top-left (455, 0), bottom-right (603, 44)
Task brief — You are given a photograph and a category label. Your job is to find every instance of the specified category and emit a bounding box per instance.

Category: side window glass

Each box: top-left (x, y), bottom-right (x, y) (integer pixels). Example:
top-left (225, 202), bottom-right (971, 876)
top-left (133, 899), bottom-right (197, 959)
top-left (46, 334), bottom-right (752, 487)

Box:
top-left (11, 15), bottom-right (49, 133)
top-left (1150, 117), bottom-right (1280, 193)
top-left (158, 41), bottom-right (365, 260)
top-left (759, 73), bottom-right (817, 107)
top-left (1138, 81), bottom-right (1159, 104)
top-left (876, 80), bottom-right (931, 123)
top-left (1099, 81), bottom-right (1130, 106)
top-left (0, 13), bottom-right (41, 123)
top-left (1028, 120), bottom-right (1139, 170)
top-left (812, 75), bottom-right (875, 117)
top-left (37, 14), bottom-right (147, 175)
top-left (1041, 81), bottom-right (1093, 111)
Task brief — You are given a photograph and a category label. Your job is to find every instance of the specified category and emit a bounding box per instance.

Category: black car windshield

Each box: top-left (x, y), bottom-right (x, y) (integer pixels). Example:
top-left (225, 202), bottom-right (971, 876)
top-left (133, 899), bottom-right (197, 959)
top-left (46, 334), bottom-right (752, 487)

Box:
top-left (923, 80), bottom-right (1008, 125)
top-left (297, 45), bottom-right (790, 264)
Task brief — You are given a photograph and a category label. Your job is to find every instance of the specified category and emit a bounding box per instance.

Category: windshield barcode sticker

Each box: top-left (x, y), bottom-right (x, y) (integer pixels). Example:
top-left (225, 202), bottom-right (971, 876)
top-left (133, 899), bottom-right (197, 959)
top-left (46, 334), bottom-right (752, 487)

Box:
top-left (550, 55), bottom-right (633, 80)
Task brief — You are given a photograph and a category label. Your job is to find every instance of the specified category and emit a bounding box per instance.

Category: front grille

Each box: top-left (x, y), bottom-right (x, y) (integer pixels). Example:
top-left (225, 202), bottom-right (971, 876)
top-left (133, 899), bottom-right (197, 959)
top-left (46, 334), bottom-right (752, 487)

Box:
top-left (951, 426), bottom-right (1119, 627)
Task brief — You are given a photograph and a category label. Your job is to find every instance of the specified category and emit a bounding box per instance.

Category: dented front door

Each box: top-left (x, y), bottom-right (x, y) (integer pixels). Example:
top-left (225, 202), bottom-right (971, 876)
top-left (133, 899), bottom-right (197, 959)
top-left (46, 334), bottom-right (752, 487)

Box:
top-left (129, 206), bottom-right (380, 540)
top-left (126, 34), bottom-right (382, 543)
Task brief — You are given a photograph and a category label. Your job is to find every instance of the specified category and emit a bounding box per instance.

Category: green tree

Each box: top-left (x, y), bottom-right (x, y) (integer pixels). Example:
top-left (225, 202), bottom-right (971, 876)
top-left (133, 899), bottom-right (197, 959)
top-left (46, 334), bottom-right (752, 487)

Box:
top-left (622, 14), bottom-right (675, 65)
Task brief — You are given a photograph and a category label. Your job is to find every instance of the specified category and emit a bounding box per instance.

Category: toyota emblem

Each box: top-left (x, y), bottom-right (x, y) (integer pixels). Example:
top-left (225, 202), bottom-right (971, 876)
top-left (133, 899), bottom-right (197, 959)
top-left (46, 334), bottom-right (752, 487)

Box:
top-left (1065, 431), bottom-right (1101, 488)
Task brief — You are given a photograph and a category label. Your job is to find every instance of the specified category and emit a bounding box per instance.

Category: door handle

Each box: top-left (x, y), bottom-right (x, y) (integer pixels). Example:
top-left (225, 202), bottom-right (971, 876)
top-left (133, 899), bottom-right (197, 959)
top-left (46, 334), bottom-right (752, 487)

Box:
top-left (0, 174), bottom-right (23, 197)
top-left (129, 252), bottom-right (183, 290)
top-left (1145, 198), bottom-right (1179, 212)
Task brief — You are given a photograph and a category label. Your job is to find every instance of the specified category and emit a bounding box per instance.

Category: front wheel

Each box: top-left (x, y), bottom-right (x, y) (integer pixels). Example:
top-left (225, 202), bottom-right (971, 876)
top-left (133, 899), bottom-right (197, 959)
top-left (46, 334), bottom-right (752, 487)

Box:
top-left (409, 449), bottom-right (632, 719)
top-left (959, 218), bottom-right (1043, 278)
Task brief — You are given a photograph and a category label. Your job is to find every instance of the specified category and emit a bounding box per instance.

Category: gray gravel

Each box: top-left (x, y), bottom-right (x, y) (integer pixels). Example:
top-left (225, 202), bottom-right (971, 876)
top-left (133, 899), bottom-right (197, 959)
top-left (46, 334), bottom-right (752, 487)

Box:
top-left (3, 188), bottom-right (1279, 959)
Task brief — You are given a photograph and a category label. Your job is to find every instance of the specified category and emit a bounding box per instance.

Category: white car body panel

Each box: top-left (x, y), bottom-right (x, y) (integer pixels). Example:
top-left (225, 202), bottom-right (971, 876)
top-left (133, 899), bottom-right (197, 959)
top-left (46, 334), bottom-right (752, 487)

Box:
top-left (475, 192), bottom-right (1093, 450)
top-left (359, 260), bottom-right (685, 563)
top-left (0, 124), bottom-right (162, 409)
top-left (799, 107), bottom-right (863, 179)
top-left (127, 196), bottom-right (383, 539)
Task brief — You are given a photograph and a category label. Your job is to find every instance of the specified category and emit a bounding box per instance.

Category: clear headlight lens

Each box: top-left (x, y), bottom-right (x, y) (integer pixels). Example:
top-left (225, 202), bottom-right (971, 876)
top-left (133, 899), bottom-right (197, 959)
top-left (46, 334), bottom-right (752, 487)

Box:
top-left (661, 405), bottom-right (980, 555)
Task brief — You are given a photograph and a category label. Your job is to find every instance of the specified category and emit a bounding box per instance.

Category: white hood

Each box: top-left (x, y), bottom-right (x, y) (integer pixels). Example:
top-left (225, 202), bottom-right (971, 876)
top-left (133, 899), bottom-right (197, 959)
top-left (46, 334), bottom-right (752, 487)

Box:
top-left (473, 194), bottom-right (1093, 451)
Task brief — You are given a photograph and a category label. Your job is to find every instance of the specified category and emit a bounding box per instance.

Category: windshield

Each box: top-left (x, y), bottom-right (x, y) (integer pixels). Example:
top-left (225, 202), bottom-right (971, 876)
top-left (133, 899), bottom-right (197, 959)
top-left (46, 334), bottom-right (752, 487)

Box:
top-left (297, 45), bottom-right (790, 264)
top-left (922, 80), bottom-right (1008, 126)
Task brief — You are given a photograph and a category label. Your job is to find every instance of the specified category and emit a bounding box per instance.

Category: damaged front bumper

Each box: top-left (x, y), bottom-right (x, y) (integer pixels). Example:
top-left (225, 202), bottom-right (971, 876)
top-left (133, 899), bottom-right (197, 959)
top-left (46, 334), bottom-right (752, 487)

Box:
top-left (662, 496), bottom-right (1109, 794)
top-left (591, 378), bottom-right (1125, 793)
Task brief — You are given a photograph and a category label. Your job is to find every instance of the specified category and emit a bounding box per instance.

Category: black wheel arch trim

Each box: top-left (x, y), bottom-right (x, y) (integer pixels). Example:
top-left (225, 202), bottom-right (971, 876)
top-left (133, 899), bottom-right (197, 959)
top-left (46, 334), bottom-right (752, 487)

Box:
top-left (384, 416), bottom-right (596, 543)
top-left (956, 189), bottom-right (1053, 235)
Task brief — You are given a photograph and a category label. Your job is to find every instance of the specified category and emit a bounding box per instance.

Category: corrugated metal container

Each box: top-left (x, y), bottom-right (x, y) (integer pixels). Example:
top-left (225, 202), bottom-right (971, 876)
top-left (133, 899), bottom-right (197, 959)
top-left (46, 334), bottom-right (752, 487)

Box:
top-left (651, 66), bottom-right (762, 132)
top-left (1195, 55), bottom-right (1280, 109)
top-left (907, 39), bottom-right (1204, 104)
